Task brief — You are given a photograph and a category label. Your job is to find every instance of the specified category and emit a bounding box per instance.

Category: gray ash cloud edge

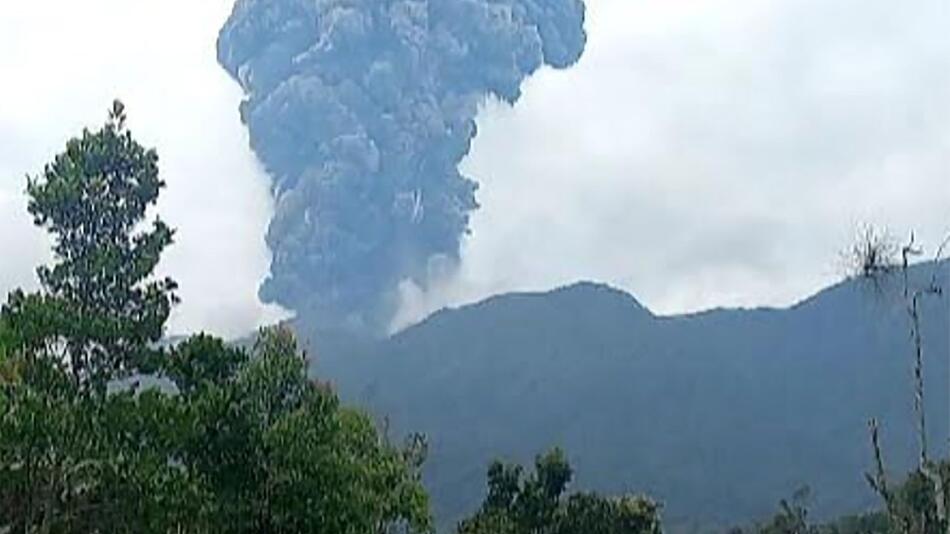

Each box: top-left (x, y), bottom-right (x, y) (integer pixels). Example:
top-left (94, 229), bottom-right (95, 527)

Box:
top-left (218, 0), bottom-right (587, 334)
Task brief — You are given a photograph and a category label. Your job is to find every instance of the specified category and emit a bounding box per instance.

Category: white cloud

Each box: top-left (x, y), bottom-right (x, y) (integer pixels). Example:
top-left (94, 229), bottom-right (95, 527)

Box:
top-left (396, 0), bottom-right (950, 325)
top-left (0, 0), bottom-right (286, 338)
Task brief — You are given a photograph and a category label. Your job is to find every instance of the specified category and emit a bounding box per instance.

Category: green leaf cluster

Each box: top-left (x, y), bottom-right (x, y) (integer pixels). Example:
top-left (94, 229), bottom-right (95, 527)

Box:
top-left (11, 101), bottom-right (176, 391)
top-left (458, 448), bottom-right (661, 534)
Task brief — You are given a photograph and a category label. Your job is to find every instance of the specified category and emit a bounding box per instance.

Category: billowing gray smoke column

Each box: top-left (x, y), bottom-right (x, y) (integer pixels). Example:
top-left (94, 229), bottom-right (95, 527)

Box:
top-left (218, 0), bottom-right (586, 334)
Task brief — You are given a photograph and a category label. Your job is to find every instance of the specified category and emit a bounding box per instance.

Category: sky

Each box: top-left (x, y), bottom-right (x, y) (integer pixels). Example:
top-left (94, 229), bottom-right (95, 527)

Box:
top-left (0, 0), bottom-right (285, 338)
top-left (1, 0), bottom-right (948, 337)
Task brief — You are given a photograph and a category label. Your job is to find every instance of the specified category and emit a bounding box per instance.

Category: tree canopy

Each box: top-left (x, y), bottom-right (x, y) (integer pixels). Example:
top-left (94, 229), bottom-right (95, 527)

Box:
top-left (458, 448), bottom-right (661, 534)
top-left (4, 101), bottom-right (176, 391)
top-left (0, 103), bottom-right (431, 533)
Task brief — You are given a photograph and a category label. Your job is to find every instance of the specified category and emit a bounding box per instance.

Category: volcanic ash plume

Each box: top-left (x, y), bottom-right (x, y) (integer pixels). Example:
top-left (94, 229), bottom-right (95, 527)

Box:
top-left (217, 0), bottom-right (587, 334)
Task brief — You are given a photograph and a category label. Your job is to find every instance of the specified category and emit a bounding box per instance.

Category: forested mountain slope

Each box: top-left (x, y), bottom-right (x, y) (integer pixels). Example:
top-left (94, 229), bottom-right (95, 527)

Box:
top-left (308, 262), bottom-right (950, 530)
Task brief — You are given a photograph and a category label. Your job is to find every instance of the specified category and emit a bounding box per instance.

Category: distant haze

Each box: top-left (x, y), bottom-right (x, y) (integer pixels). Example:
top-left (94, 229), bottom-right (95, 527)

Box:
top-left (1, 0), bottom-right (948, 337)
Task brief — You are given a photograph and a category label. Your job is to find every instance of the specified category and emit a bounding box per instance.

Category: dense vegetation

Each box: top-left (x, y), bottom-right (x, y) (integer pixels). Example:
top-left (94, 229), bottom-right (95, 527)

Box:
top-left (458, 449), bottom-right (661, 534)
top-left (0, 105), bottom-right (429, 532)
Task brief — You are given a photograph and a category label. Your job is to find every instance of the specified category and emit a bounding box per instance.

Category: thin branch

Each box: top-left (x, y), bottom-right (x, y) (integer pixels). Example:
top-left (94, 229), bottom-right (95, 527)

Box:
top-left (908, 293), bottom-right (929, 468)
top-left (865, 418), bottom-right (891, 506)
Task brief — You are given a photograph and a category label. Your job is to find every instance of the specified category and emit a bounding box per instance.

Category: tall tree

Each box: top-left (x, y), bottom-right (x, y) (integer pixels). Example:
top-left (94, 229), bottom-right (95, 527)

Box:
top-left (3, 100), bottom-right (177, 390)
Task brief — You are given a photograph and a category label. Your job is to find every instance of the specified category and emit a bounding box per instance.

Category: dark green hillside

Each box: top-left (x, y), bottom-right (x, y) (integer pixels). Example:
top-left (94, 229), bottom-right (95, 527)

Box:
top-left (309, 263), bottom-right (949, 531)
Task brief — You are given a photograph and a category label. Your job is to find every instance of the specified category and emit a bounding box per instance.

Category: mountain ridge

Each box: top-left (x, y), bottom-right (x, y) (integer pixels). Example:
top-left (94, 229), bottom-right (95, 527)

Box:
top-left (396, 266), bottom-right (889, 338)
top-left (305, 261), bottom-right (949, 531)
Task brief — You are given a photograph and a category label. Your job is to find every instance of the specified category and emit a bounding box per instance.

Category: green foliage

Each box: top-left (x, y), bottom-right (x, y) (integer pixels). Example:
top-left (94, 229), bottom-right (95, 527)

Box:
top-left (162, 333), bottom-right (247, 397)
top-left (459, 448), bottom-right (661, 534)
top-left (731, 462), bottom-right (950, 534)
top-left (876, 461), bottom-right (950, 534)
top-left (6, 100), bottom-right (177, 390)
top-left (173, 327), bottom-right (433, 533)
top-left (0, 327), bottom-right (432, 533)
top-left (558, 494), bottom-right (664, 534)
top-left (0, 101), bottom-right (188, 529)
top-left (1, 320), bottom-right (431, 531)
top-left (0, 367), bottom-right (202, 532)
top-left (0, 317), bottom-right (17, 384)
top-left (0, 104), bottom-right (432, 533)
